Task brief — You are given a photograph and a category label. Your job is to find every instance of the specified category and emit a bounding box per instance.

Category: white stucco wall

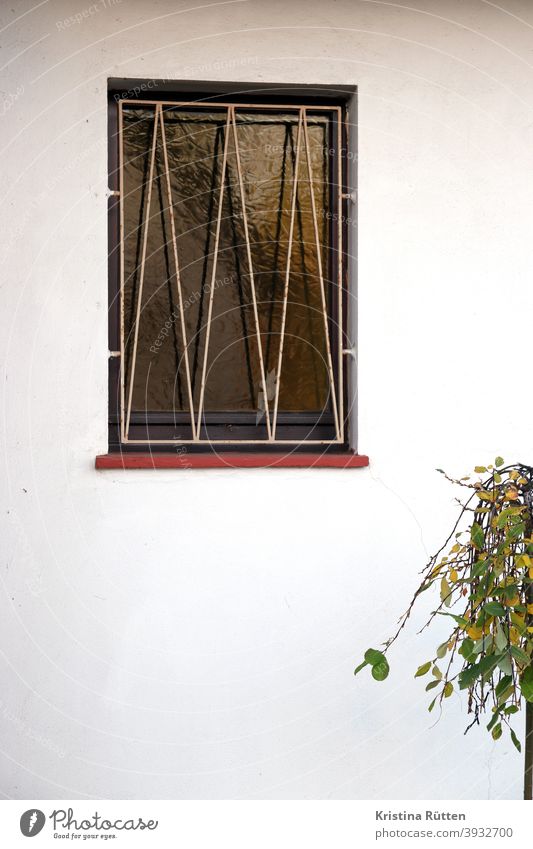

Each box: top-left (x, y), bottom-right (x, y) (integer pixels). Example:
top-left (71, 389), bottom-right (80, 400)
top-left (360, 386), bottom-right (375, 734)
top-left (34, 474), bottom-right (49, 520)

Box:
top-left (2, 0), bottom-right (533, 800)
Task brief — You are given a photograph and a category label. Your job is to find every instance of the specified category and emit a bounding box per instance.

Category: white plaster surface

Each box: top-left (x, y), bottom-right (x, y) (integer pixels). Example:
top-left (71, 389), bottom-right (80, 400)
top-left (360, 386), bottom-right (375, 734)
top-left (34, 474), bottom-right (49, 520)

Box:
top-left (1, 0), bottom-right (533, 799)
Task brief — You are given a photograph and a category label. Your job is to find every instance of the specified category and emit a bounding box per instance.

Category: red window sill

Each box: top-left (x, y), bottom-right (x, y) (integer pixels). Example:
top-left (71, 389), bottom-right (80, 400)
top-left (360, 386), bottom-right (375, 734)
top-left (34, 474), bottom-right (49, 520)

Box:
top-left (95, 452), bottom-right (369, 470)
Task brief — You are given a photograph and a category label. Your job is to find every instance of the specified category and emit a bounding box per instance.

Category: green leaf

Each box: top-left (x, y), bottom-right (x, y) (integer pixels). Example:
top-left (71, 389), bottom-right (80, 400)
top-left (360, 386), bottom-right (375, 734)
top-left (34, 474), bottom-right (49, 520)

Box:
top-left (436, 642), bottom-right (448, 659)
top-left (471, 558), bottom-right (489, 578)
top-left (492, 723), bottom-right (502, 740)
top-left (473, 636), bottom-right (492, 655)
top-left (458, 666), bottom-right (479, 690)
top-left (497, 654), bottom-right (513, 675)
top-left (443, 681), bottom-right (453, 698)
top-left (428, 697), bottom-right (437, 712)
top-left (510, 645), bottom-right (531, 666)
top-left (495, 456), bottom-right (504, 468)
top-left (494, 625), bottom-right (508, 652)
top-left (484, 601), bottom-right (506, 617)
top-left (520, 666), bottom-right (533, 702)
top-left (496, 509), bottom-right (512, 528)
top-left (371, 659), bottom-right (390, 681)
top-left (415, 661), bottom-right (432, 678)
top-left (437, 611), bottom-right (469, 627)
top-left (495, 675), bottom-right (512, 698)
top-left (459, 638), bottom-right (475, 661)
top-left (487, 711), bottom-right (499, 732)
top-left (507, 522), bottom-right (525, 541)
top-left (364, 648), bottom-right (386, 666)
top-left (458, 653), bottom-right (503, 690)
top-left (504, 705), bottom-right (519, 715)
top-left (511, 729), bottom-right (522, 753)
top-left (432, 665), bottom-right (443, 680)
top-left (425, 679), bottom-right (440, 691)
top-left (497, 685), bottom-right (514, 706)
top-left (475, 466), bottom-right (488, 474)
top-left (471, 522), bottom-right (485, 551)
top-left (354, 660), bottom-right (368, 677)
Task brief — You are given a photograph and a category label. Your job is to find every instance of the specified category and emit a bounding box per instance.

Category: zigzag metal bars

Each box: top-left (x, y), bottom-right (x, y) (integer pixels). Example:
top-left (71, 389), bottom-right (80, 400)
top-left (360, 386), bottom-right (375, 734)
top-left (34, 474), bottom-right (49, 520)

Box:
top-left (120, 101), bottom-right (343, 444)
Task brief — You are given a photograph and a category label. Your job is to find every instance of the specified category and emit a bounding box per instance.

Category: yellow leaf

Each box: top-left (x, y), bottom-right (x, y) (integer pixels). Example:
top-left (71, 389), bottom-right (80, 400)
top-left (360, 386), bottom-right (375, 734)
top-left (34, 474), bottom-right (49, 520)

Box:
top-left (529, 566), bottom-right (533, 581)
top-left (505, 487), bottom-right (520, 501)
top-left (467, 626), bottom-right (483, 640)
top-left (527, 605), bottom-right (533, 615)
top-left (511, 612), bottom-right (526, 631)
top-left (450, 569), bottom-right (458, 582)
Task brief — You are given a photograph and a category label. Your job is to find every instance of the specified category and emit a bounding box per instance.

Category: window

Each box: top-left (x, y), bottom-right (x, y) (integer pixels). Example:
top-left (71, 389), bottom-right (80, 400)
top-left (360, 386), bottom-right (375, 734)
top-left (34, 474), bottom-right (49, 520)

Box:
top-left (107, 81), bottom-right (356, 456)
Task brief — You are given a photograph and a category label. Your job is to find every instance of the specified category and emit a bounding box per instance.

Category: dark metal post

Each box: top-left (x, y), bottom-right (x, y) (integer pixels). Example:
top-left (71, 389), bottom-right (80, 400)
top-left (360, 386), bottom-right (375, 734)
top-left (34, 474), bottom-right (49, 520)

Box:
top-left (525, 703), bottom-right (533, 800)
top-left (523, 476), bottom-right (533, 800)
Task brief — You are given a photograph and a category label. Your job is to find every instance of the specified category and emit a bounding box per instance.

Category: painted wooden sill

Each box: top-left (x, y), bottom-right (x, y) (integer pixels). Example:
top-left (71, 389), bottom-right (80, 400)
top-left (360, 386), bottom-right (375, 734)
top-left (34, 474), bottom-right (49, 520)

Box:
top-left (95, 453), bottom-right (369, 470)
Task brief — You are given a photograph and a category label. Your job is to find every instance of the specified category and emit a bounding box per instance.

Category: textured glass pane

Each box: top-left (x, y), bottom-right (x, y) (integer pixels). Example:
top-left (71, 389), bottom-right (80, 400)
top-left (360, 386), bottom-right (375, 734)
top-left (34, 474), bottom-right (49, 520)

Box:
top-left (122, 105), bottom-right (334, 418)
top-left (234, 112), bottom-right (331, 412)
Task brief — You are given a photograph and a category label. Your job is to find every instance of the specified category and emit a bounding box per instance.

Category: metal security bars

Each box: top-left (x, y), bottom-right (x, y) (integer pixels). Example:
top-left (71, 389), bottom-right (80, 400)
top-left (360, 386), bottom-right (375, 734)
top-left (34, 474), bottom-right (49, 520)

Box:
top-left (111, 96), bottom-right (347, 449)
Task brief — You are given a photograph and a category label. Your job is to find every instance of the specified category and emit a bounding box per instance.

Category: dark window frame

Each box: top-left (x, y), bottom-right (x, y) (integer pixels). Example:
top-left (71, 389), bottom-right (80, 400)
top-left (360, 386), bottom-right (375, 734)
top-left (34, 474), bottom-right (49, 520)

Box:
top-left (107, 79), bottom-right (355, 454)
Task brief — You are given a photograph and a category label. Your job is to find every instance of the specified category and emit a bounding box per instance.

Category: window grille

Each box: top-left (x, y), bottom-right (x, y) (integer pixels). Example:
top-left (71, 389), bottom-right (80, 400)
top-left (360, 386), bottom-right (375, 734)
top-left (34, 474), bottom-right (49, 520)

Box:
top-left (109, 92), bottom-right (350, 450)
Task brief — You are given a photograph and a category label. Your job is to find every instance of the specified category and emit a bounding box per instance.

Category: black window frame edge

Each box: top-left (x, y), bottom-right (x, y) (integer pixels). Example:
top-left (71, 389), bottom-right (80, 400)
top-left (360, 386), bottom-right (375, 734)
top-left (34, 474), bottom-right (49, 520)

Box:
top-left (107, 78), bottom-right (357, 455)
